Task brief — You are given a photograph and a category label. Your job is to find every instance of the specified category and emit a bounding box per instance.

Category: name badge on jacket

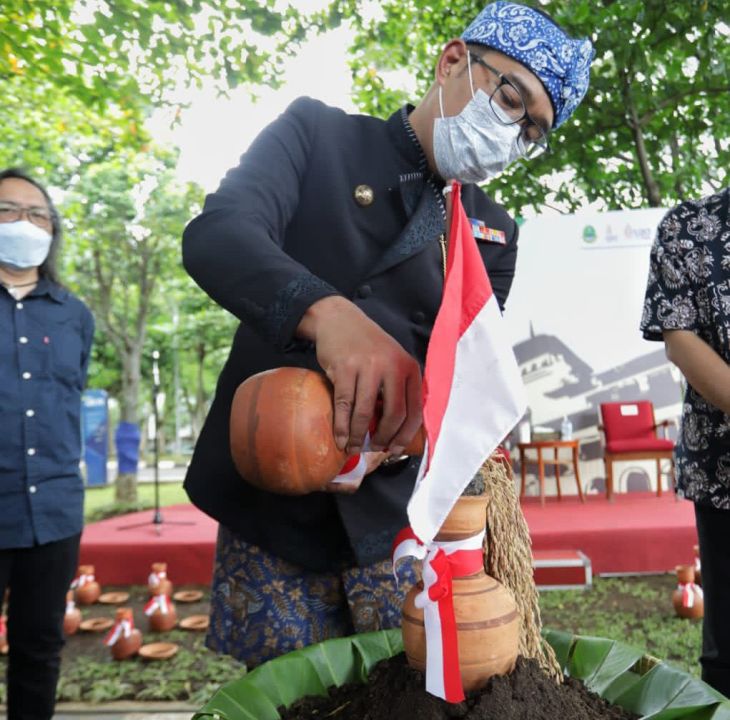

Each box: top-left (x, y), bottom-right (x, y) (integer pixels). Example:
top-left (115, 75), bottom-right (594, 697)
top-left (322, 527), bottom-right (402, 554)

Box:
top-left (470, 218), bottom-right (506, 245)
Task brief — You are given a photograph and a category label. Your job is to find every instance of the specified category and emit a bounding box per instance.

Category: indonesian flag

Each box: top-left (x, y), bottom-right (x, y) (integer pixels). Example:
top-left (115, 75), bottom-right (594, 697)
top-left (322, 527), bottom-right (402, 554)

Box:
top-left (407, 181), bottom-right (527, 547)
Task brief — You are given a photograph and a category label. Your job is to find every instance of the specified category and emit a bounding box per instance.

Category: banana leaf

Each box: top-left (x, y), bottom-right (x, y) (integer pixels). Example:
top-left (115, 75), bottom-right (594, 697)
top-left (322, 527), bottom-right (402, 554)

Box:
top-left (194, 628), bottom-right (730, 719)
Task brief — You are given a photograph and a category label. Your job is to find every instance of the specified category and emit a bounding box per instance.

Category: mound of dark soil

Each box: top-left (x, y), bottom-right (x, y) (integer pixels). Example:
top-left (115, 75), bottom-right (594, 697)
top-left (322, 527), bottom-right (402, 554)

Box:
top-left (279, 654), bottom-right (638, 720)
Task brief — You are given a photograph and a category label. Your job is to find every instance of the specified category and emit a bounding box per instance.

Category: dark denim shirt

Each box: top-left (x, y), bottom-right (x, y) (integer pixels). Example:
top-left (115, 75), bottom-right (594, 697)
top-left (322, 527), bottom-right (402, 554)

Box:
top-left (0, 277), bottom-right (94, 547)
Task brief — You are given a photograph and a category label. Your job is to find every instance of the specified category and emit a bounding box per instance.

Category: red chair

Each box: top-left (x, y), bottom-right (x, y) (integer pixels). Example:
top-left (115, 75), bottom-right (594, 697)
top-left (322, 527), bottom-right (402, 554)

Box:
top-left (599, 401), bottom-right (675, 500)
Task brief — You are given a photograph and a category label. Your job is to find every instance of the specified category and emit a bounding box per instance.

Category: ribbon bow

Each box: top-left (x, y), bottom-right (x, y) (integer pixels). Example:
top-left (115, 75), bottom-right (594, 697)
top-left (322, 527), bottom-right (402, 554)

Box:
top-left (70, 573), bottom-right (94, 589)
top-left (104, 617), bottom-right (134, 646)
top-left (148, 570), bottom-right (167, 587)
top-left (678, 582), bottom-right (703, 608)
top-left (392, 526), bottom-right (485, 703)
top-left (144, 594), bottom-right (171, 616)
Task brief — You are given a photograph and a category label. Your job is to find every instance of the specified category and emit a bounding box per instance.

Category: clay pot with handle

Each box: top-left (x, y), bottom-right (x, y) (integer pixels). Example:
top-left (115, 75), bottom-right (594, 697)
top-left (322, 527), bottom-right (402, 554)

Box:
top-left (105, 608), bottom-right (143, 660)
top-left (673, 564), bottom-right (703, 619)
top-left (148, 562), bottom-right (173, 597)
top-left (63, 591), bottom-right (82, 636)
top-left (145, 594), bottom-right (177, 632)
top-left (400, 492), bottom-right (520, 694)
top-left (230, 367), bottom-right (424, 495)
top-left (72, 565), bottom-right (101, 605)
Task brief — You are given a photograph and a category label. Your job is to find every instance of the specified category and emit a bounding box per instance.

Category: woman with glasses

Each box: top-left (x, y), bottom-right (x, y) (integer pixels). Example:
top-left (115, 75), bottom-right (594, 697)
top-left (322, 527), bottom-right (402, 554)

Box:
top-left (182, 2), bottom-right (592, 669)
top-left (0, 168), bottom-right (94, 720)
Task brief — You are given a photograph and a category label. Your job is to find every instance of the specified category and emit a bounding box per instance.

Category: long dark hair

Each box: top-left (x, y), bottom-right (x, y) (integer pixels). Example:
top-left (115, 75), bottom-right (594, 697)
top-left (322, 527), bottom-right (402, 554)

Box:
top-left (0, 168), bottom-right (62, 284)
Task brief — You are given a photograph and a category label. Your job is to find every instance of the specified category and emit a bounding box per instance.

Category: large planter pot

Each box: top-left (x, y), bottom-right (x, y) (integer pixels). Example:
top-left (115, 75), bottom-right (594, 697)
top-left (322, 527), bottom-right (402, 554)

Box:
top-left (193, 629), bottom-right (729, 720)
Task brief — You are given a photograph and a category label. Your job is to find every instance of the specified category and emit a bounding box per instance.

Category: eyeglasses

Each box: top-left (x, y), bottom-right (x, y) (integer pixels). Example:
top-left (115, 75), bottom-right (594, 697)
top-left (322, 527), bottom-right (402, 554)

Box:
top-left (0, 201), bottom-right (54, 230)
top-left (469, 53), bottom-right (551, 159)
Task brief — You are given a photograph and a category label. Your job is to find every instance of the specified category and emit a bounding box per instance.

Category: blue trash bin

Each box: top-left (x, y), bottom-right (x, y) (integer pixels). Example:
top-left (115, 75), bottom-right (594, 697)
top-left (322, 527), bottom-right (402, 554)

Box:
top-left (115, 421), bottom-right (141, 475)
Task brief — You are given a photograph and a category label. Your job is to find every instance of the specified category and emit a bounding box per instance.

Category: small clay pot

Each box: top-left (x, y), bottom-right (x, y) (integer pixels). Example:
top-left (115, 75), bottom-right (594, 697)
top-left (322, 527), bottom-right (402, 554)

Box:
top-left (74, 565), bottom-right (101, 605)
top-left (673, 564), bottom-right (703, 619)
top-left (108, 608), bottom-right (143, 660)
top-left (694, 544), bottom-right (702, 586)
top-left (148, 562), bottom-right (173, 597)
top-left (147, 595), bottom-right (177, 632)
top-left (63, 592), bottom-right (82, 636)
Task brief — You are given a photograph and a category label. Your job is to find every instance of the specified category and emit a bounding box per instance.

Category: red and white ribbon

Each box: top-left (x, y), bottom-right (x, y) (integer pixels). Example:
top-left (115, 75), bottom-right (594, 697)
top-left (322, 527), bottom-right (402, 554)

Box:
top-left (104, 617), bottom-right (134, 646)
top-left (679, 582), bottom-right (703, 608)
top-left (330, 427), bottom-right (374, 490)
top-left (70, 573), bottom-right (95, 589)
top-left (148, 570), bottom-right (167, 587)
top-left (144, 594), bottom-right (171, 616)
top-left (392, 526), bottom-right (485, 703)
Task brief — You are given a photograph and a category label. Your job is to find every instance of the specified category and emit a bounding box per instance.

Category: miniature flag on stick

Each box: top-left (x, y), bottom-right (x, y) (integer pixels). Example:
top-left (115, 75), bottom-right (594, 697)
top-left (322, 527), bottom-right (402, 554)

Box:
top-left (401, 181), bottom-right (526, 702)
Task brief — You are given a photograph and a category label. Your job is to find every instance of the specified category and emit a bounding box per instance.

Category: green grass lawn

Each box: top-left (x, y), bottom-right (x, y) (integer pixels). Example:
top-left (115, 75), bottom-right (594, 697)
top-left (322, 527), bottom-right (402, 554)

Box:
top-left (84, 482), bottom-right (189, 523)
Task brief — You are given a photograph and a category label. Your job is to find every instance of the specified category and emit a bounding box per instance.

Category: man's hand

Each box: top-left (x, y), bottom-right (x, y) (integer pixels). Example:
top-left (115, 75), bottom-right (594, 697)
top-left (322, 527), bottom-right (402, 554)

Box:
top-left (297, 295), bottom-right (422, 455)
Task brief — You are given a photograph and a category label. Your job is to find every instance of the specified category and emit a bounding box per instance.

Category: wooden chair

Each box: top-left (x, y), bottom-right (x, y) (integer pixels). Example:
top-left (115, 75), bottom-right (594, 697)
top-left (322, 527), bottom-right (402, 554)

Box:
top-left (598, 401), bottom-right (676, 501)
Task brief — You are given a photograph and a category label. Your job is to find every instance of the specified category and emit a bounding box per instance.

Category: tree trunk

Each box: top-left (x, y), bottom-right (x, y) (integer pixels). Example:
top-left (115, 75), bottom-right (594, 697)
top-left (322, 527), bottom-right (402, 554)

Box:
top-left (623, 78), bottom-right (662, 207)
top-left (115, 473), bottom-right (138, 505)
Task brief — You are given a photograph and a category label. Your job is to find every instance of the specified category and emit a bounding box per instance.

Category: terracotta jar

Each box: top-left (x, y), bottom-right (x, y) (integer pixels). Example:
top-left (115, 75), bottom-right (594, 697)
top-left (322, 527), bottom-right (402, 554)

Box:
top-left (694, 545), bottom-right (702, 586)
top-left (63, 591), bottom-right (82, 636)
top-left (673, 565), bottom-right (703, 619)
top-left (148, 562), bottom-right (173, 597)
top-left (145, 593), bottom-right (177, 632)
top-left (401, 493), bottom-right (520, 693)
top-left (72, 565), bottom-right (101, 605)
top-left (230, 367), bottom-right (424, 495)
top-left (105, 608), bottom-right (142, 660)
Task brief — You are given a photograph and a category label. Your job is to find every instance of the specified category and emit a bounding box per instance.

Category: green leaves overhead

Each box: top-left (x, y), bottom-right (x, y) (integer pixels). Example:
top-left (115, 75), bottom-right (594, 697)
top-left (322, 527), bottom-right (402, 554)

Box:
top-left (340, 0), bottom-right (730, 213)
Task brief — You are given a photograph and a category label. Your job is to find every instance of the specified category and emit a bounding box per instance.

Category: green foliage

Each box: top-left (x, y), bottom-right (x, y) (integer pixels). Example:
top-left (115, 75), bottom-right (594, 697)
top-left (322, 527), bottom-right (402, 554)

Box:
top-left (0, 1), bottom-right (318, 118)
top-left (194, 620), bottom-right (728, 720)
top-left (339, 0), bottom-right (730, 212)
top-left (54, 636), bottom-right (245, 703)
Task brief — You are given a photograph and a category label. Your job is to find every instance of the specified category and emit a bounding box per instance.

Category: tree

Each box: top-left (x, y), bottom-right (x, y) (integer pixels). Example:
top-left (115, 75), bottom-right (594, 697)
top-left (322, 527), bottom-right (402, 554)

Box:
top-left (0, 1), bottom-right (321, 123)
top-left (336, 0), bottom-right (730, 213)
top-left (63, 149), bottom-right (204, 502)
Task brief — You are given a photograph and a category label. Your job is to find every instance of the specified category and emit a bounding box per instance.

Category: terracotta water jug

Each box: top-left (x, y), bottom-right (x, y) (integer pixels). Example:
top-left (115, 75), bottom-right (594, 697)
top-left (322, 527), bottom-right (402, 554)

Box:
top-left (72, 565), bottom-right (101, 605)
top-left (673, 565), bottom-right (703, 619)
top-left (148, 562), bottom-right (173, 597)
top-left (145, 593), bottom-right (177, 632)
top-left (694, 544), bottom-right (702, 586)
top-left (63, 592), bottom-right (82, 636)
top-left (230, 367), bottom-right (424, 495)
top-left (105, 608), bottom-right (142, 660)
top-left (401, 493), bottom-right (520, 693)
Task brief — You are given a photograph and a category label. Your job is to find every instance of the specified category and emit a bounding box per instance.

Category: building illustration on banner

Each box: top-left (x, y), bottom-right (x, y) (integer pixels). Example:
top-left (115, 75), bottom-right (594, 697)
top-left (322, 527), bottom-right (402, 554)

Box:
top-left (504, 206), bottom-right (683, 495)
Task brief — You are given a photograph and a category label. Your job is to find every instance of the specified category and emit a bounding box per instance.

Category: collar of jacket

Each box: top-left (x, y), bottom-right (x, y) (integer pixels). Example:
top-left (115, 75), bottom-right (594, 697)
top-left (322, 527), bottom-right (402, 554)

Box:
top-left (32, 276), bottom-right (67, 304)
top-left (386, 104), bottom-right (428, 174)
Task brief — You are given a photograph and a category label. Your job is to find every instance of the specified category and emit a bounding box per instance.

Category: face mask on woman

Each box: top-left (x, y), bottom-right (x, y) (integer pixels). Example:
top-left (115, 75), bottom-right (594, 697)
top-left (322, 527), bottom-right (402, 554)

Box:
top-left (0, 220), bottom-right (52, 270)
top-left (433, 53), bottom-right (522, 184)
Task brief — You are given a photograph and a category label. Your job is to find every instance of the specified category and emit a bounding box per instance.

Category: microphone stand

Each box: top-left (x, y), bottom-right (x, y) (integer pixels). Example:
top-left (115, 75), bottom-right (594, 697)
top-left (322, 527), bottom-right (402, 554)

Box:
top-left (117, 351), bottom-right (193, 535)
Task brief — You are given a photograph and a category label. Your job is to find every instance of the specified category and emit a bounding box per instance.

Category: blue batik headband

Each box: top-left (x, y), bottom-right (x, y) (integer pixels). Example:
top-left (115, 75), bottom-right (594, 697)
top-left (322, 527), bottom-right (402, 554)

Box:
top-left (461, 1), bottom-right (594, 128)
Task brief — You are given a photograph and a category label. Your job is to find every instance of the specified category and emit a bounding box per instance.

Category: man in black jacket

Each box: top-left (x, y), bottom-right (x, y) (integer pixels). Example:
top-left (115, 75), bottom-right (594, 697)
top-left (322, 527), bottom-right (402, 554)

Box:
top-left (183, 1), bottom-right (593, 666)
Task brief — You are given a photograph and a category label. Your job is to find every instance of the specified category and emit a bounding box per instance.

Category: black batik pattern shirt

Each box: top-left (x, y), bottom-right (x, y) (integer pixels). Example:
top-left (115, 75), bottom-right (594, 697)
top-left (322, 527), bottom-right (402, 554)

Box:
top-left (641, 187), bottom-right (730, 508)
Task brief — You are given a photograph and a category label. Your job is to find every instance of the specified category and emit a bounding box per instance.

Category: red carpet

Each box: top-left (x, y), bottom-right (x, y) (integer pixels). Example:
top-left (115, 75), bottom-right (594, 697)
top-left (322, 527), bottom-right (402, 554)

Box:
top-left (522, 492), bottom-right (697, 575)
top-left (79, 504), bottom-right (217, 586)
top-left (80, 493), bottom-right (698, 586)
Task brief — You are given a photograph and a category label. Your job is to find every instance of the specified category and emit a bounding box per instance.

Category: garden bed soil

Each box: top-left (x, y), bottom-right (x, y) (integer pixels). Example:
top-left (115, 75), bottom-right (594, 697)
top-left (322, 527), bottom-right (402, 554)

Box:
top-left (279, 654), bottom-right (639, 720)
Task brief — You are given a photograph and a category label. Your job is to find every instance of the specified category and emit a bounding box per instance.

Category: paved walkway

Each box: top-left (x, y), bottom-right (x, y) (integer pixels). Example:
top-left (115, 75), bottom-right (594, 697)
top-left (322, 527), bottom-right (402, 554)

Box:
top-left (52, 703), bottom-right (195, 719)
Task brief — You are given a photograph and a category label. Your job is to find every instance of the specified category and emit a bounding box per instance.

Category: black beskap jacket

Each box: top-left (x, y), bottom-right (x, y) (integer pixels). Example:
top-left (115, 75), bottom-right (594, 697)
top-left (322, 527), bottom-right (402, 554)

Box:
top-left (182, 97), bottom-right (519, 572)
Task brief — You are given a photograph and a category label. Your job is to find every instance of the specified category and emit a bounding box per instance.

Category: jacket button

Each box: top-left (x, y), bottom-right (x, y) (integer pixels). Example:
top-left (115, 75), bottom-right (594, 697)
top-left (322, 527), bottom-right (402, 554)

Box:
top-left (411, 310), bottom-right (426, 324)
top-left (356, 285), bottom-right (372, 298)
top-left (354, 184), bottom-right (374, 207)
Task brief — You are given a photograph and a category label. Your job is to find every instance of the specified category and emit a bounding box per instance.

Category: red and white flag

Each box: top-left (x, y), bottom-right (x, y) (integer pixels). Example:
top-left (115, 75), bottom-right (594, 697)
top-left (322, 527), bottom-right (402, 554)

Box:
top-left (398, 182), bottom-right (526, 702)
top-left (408, 181), bottom-right (526, 552)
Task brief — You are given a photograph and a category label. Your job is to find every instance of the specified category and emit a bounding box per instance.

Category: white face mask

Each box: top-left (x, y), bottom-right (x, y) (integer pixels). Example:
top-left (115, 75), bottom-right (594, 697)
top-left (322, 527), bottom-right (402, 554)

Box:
top-left (0, 220), bottom-right (52, 271)
top-left (433, 54), bottom-right (522, 184)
